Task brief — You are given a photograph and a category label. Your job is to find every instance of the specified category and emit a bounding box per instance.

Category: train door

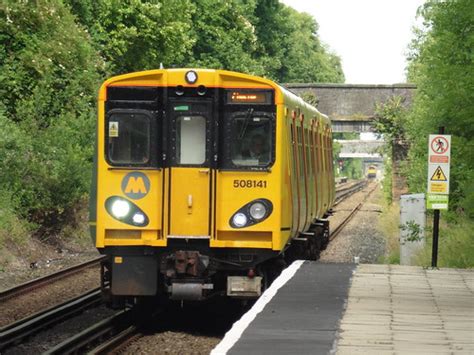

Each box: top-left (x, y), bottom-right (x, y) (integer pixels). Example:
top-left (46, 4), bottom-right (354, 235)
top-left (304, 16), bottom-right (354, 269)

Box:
top-left (167, 100), bottom-right (213, 237)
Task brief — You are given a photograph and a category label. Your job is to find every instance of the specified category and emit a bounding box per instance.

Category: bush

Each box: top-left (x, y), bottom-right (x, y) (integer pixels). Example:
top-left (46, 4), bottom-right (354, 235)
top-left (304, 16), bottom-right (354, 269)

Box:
top-left (415, 216), bottom-right (474, 268)
top-left (0, 189), bottom-right (33, 247)
top-left (0, 1), bottom-right (102, 234)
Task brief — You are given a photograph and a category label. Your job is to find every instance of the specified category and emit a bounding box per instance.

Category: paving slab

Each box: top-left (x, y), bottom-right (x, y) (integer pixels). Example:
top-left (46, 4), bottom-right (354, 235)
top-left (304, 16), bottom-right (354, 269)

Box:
top-left (336, 265), bottom-right (474, 354)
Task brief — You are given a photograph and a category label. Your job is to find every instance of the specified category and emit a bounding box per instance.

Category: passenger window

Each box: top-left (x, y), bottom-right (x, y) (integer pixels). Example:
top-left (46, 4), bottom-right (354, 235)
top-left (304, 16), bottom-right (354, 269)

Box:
top-left (231, 116), bottom-right (272, 167)
top-left (176, 116), bottom-right (206, 165)
top-left (107, 112), bottom-right (150, 165)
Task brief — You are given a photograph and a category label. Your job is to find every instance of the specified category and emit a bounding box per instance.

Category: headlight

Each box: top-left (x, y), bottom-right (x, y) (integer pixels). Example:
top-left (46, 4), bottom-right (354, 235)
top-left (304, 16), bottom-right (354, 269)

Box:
top-left (232, 213), bottom-right (248, 228)
top-left (132, 212), bottom-right (146, 225)
top-left (249, 202), bottom-right (266, 220)
top-left (105, 196), bottom-right (149, 227)
top-left (111, 200), bottom-right (130, 218)
top-left (229, 199), bottom-right (273, 228)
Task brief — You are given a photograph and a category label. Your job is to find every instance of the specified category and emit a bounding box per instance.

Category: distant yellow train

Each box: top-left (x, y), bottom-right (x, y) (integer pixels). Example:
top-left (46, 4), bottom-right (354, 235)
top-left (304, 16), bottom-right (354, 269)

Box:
top-left (89, 69), bottom-right (335, 305)
top-left (367, 165), bottom-right (377, 179)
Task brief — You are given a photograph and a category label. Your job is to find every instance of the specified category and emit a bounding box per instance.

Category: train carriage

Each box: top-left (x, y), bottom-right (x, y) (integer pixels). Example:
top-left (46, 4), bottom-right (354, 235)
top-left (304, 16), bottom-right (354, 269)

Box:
top-left (90, 69), bottom-right (335, 305)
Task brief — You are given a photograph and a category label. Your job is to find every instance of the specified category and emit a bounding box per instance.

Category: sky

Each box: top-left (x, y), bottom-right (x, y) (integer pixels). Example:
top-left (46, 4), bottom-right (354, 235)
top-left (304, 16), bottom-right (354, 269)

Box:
top-left (281, 0), bottom-right (426, 84)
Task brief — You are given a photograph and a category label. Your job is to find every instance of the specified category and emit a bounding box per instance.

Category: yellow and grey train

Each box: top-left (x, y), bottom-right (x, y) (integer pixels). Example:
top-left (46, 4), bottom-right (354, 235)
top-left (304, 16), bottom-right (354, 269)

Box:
top-left (367, 165), bottom-right (377, 179)
top-left (89, 69), bottom-right (335, 305)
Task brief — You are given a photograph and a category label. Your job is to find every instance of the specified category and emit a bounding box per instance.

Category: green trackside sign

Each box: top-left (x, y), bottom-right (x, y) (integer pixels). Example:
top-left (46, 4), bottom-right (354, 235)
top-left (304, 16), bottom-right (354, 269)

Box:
top-left (427, 134), bottom-right (451, 210)
top-left (427, 194), bottom-right (449, 209)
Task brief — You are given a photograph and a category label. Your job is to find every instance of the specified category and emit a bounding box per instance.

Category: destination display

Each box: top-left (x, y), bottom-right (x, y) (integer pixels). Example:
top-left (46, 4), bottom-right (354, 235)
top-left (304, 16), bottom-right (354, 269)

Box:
top-left (226, 90), bottom-right (271, 104)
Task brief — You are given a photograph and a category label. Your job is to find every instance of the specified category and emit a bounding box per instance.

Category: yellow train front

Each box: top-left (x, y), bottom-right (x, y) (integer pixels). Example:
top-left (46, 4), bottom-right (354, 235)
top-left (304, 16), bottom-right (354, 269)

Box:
top-left (367, 165), bottom-right (377, 179)
top-left (90, 69), bottom-right (335, 305)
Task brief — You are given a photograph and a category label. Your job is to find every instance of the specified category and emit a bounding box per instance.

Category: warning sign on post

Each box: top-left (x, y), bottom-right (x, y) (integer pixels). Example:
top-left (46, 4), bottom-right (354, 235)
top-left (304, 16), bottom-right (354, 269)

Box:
top-left (430, 136), bottom-right (449, 155)
top-left (427, 134), bottom-right (451, 209)
top-left (430, 166), bottom-right (447, 181)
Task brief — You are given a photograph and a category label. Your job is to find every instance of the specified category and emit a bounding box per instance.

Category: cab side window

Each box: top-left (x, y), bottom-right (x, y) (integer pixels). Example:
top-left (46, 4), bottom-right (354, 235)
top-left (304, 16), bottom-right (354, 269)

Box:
top-left (230, 116), bottom-right (272, 167)
top-left (107, 110), bottom-right (151, 165)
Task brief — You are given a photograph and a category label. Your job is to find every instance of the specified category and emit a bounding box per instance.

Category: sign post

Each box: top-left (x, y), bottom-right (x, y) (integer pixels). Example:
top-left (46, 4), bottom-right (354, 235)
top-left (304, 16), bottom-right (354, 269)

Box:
top-left (427, 128), bottom-right (450, 267)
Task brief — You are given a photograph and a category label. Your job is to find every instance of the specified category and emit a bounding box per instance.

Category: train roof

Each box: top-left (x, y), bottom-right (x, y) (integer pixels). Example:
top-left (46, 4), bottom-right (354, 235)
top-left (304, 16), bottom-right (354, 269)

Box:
top-left (99, 68), bottom-right (329, 124)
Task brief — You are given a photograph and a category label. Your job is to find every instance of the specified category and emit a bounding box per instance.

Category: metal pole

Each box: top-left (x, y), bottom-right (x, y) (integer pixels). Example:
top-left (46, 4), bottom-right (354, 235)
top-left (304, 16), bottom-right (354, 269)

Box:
top-left (431, 126), bottom-right (444, 267)
top-left (431, 209), bottom-right (440, 267)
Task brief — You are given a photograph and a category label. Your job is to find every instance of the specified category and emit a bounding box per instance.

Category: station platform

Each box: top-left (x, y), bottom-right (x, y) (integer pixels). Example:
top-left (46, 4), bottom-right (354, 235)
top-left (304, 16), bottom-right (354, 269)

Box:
top-left (212, 262), bottom-right (474, 355)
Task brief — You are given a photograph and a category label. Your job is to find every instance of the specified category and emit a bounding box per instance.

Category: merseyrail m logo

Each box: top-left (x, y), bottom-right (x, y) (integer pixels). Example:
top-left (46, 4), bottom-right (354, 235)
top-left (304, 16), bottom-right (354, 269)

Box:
top-left (121, 172), bottom-right (150, 200)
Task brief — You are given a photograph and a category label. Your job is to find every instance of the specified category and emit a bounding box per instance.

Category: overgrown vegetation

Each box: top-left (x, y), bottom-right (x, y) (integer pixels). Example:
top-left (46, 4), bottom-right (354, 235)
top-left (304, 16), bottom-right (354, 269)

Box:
top-left (375, 0), bottom-right (474, 267)
top-left (406, 0), bottom-right (474, 218)
top-left (405, 0), bottom-right (474, 267)
top-left (414, 219), bottom-right (474, 268)
top-left (0, 1), bottom-right (344, 246)
top-left (377, 200), bottom-right (400, 264)
top-left (65, 0), bottom-right (345, 82)
top-left (0, 1), bottom-right (102, 242)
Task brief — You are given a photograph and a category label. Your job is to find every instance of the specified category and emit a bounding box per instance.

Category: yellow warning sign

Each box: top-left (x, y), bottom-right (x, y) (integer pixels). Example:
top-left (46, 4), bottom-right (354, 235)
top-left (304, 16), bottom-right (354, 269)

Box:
top-left (109, 121), bottom-right (119, 137)
top-left (429, 182), bottom-right (448, 193)
top-left (430, 166), bottom-right (447, 181)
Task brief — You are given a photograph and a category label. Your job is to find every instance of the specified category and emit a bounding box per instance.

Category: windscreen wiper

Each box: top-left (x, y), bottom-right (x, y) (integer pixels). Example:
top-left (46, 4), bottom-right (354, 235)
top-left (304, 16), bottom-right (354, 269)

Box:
top-left (238, 108), bottom-right (254, 140)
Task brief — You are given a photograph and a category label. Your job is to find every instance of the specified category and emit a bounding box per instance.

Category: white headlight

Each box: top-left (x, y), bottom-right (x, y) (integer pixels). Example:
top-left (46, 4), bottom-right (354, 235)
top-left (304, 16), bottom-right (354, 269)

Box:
top-left (132, 212), bottom-right (145, 225)
top-left (232, 213), bottom-right (248, 227)
top-left (249, 202), bottom-right (266, 220)
top-left (111, 200), bottom-right (130, 218)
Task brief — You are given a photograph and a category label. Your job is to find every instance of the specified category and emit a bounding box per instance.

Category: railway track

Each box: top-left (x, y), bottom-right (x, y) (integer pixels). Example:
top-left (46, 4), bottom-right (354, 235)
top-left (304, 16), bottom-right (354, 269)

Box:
top-left (334, 179), bottom-right (367, 205)
top-left (44, 307), bottom-right (141, 355)
top-left (0, 255), bottom-right (105, 302)
top-left (0, 288), bottom-right (102, 351)
top-left (330, 182), bottom-right (378, 241)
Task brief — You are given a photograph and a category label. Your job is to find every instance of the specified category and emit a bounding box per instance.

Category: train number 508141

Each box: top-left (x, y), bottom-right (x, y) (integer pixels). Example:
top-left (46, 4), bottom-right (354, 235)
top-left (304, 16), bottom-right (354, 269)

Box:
top-left (233, 180), bottom-right (267, 188)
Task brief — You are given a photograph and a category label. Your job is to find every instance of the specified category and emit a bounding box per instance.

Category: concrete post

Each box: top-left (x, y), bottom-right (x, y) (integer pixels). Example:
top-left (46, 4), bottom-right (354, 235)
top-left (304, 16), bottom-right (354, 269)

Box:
top-left (400, 193), bottom-right (426, 265)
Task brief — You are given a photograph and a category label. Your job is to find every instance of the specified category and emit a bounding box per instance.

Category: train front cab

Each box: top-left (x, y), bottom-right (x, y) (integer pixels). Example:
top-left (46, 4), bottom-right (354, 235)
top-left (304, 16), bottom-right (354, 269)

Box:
top-left (92, 70), bottom-right (280, 302)
top-left (90, 69), bottom-right (334, 303)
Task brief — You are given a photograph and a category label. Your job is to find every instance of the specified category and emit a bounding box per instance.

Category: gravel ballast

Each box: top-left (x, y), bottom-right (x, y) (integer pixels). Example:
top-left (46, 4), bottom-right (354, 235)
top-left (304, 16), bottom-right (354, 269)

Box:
top-left (322, 183), bottom-right (385, 263)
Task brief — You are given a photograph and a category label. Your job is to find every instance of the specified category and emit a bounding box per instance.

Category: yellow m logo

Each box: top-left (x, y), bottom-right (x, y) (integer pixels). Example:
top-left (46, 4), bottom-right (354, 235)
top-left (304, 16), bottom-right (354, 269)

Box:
top-left (125, 177), bottom-right (147, 194)
top-left (122, 172), bottom-right (150, 199)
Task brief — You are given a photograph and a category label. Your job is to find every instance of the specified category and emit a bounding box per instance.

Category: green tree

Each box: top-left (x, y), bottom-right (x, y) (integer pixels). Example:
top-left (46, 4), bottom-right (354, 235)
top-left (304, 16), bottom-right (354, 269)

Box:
top-left (0, 0), bottom-right (102, 232)
top-left (66, 0), bottom-right (344, 83)
top-left (182, 0), bottom-right (264, 74)
top-left (277, 8), bottom-right (344, 83)
top-left (66, 0), bottom-right (195, 75)
top-left (406, 0), bottom-right (474, 216)
top-left (372, 96), bottom-right (409, 203)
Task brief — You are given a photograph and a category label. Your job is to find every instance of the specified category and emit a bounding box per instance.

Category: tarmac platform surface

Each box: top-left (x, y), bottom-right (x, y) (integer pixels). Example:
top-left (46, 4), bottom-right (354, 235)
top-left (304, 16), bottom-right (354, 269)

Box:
top-left (212, 262), bottom-right (474, 355)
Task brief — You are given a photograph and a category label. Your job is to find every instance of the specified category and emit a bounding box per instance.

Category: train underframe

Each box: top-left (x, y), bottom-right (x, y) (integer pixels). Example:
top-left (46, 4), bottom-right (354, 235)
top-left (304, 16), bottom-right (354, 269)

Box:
top-left (100, 219), bottom-right (330, 308)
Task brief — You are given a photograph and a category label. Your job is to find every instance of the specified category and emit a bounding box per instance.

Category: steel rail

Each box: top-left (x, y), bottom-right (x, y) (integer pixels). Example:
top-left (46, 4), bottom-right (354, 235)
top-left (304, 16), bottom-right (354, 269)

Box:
top-left (88, 325), bottom-right (141, 354)
top-left (334, 180), bottom-right (368, 205)
top-left (44, 308), bottom-right (138, 355)
top-left (0, 288), bottom-right (102, 351)
top-left (0, 255), bottom-right (105, 302)
top-left (330, 183), bottom-right (378, 241)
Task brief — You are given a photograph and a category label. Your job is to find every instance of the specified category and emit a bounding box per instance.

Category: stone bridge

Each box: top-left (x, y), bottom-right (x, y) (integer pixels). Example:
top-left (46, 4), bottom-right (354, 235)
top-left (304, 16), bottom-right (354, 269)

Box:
top-left (284, 83), bottom-right (416, 132)
top-left (284, 83), bottom-right (416, 200)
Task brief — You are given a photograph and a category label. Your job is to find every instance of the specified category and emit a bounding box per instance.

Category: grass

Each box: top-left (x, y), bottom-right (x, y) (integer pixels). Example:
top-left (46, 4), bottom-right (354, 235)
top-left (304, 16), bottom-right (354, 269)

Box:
top-left (414, 215), bottom-right (474, 268)
top-left (378, 200), bottom-right (400, 264)
top-left (378, 193), bottom-right (474, 268)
